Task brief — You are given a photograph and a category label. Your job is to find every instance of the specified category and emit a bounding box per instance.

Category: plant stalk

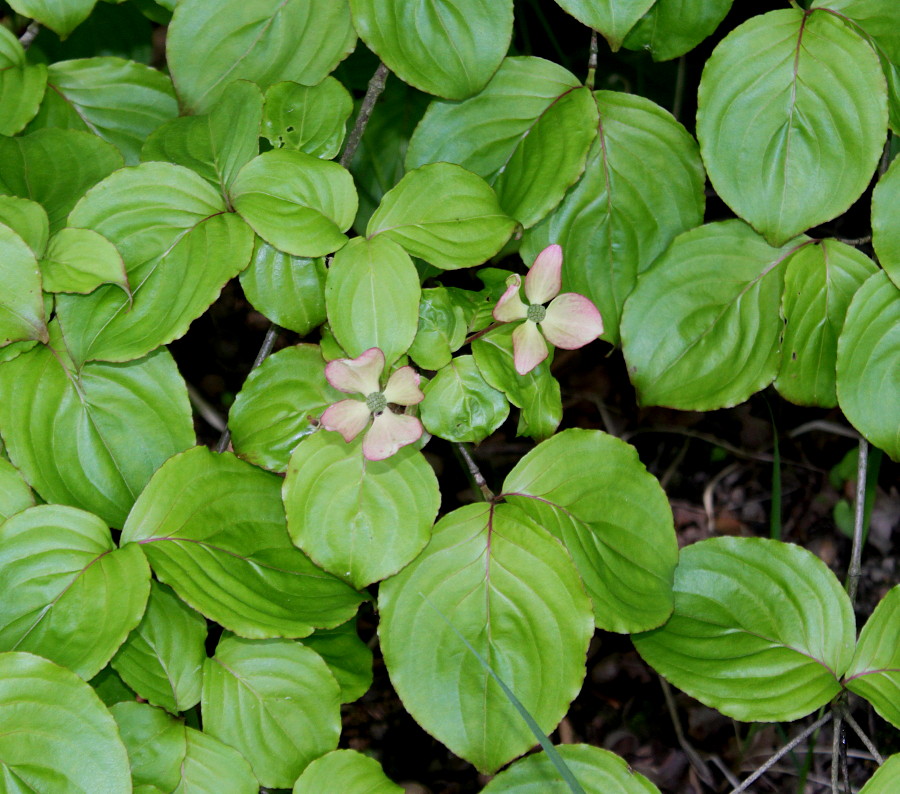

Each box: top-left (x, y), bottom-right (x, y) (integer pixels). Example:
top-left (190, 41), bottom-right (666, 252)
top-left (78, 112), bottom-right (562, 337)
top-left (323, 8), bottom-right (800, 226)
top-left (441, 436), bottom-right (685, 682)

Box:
top-left (845, 437), bottom-right (868, 607)
top-left (454, 442), bottom-right (495, 501)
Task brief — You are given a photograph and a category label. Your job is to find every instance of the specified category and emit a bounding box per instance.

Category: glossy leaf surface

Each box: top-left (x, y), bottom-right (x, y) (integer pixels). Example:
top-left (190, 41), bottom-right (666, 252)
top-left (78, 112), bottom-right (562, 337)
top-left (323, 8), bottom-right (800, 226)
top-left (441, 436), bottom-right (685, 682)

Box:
top-left (0, 26), bottom-right (47, 135)
top-left (294, 750), bottom-right (402, 794)
top-left (379, 502), bottom-right (593, 773)
top-left (262, 78), bottom-right (353, 158)
top-left (623, 0), bottom-right (734, 61)
top-left (299, 621), bottom-right (373, 703)
top-left (112, 580), bottom-right (207, 714)
top-left (408, 287), bottom-right (468, 370)
top-left (0, 344), bottom-right (194, 527)
top-left (326, 235), bottom-right (421, 365)
top-left (120, 446), bottom-right (365, 638)
top-left (284, 431), bottom-right (440, 589)
top-left (8, 0), bottom-right (97, 37)
top-left (0, 652), bottom-right (131, 792)
top-left (697, 9), bottom-right (887, 245)
top-left (633, 537), bottom-right (855, 721)
top-left (229, 344), bottom-right (340, 473)
top-left (350, 0), bottom-right (512, 99)
top-left (0, 504), bottom-right (150, 680)
top-left (522, 90), bottom-right (705, 345)
top-left (167, 0), bottom-right (356, 113)
top-left (41, 227), bottom-right (129, 297)
top-left (0, 195), bottom-right (48, 256)
top-left (860, 754), bottom-right (900, 794)
top-left (621, 220), bottom-right (800, 410)
top-left (836, 271), bottom-right (900, 461)
top-left (872, 154), bottom-right (900, 290)
top-left (0, 222), bottom-right (46, 345)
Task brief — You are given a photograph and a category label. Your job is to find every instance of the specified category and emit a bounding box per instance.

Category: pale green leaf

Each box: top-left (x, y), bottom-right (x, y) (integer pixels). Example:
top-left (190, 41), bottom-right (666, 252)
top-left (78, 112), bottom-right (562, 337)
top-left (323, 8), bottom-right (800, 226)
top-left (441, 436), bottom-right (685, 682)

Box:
top-left (167, 0), bottom-right (356, 113)
top-left (623, 0), bottom-right (734, 61)
top-left (482, 744), bottom-right (660, 793)
top-left (872, 153), bottom-right (900, 290)
top-left (112, 580), bottom-right (207, 714)
top-left (0, 343), bottom-right (194, 527)
top-left (120, 446), bottom-right (365, 638)
top-left (845, 585), bottom-right (900, 727)
top-left (504, 429), bottom-right (677, 632)
top-left (836, 271), bottom-right (900, 461)
top-left (0, 505), bottom-right (150, 680)
top-left (420, 355), bottom-right (508, 443)
top-left (202, 634), bottom-right (341, 788)
top-left (407, 287), bottom-right (468, 370)
top-left (0, 457), bottom-right (34, 523)
top-left (810, 0), bottom-right (900, 62)
top-left (379, 502), bottom-right (594, 773)
top-left (239, 238), bottom-right (327, 335)
top-left (522, 90), bottom-right (705, 345)
top-left (860, 754), bottom-right (900, 794)
top-left (350, 0), bottom-right (512, 99)
top-left (0, 222), bottom-right (47, 345)
top-left (407, 57), bottom-right (596, 228)
top-left (294, 749), bottom-right (402, 794)
top-left (0, 26), bottom-right (46, 136)
top-left (0, 128), bottom-right (123, 233)
top-left (299, 621), bottom-right (373, 703)
top-left (367, 162), bottom-right (515, 268)
top-left (697, 9), bottom-right (888, 245)
top-left (554, 0), bottom-right (655, 50)
top-left (0, 651), bottom-right (131, 792)
top-left (232, 149), bottom-right (357, 257)
top-left (7, 0), bottom-right (97, 37)
top-left (229, 344), bottom-right (341, 473)
top-left (0, 195), bottom-right (49, 255)
top-left (325, 235), bottom-right (421, 365)
top-left (775, 240), bottom-right (877, 407)
top-left (41, 227), bottom-right (129, 297)
top-left (621, 220), bottom-right (801, 410)
top-left (262, 78), bottom-right (352, 159)
top-left (26, 57), bottom-right (179, 164)
top-left (284, 431), bottom-right (439, 589)
top-left (633, 537), bottom-right (856, 722)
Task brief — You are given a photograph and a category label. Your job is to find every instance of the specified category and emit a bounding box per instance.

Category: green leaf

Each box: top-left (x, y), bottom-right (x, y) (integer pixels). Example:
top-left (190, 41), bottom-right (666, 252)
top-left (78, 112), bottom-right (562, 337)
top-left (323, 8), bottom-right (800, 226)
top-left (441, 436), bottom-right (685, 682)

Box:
top-left (26, 57), bottom-right (179, 164)
top-left (7, 0), bottom-right (97, 38)
top-left (0, 457), bottom-right (34, 523)
top-left (408, 287), bottom-right (468, 370)
top-left (112, 580), bottom-right (207, 714)
top-left (482, 744), bottom-right (660, 793)
top-left (503, 429), bottom-right (676, 632)
top-left (325, 235), bottom-right (421, 365)
top-left (697, 9), bottom-right (888, 245)
top-left (232, 150), bottom-right (357, 257)
top-left (0, 26), bottom-right (46, 135)
top-left (633, 537), bottom-right (856, 722)
top-left (554, 0), bottom-right (655, 50)
top-left (229, 344), bottom-right (341, 473)
top-left (872, 153), bottom-right (900, 290)
top-left (293, 749), bottom-right (402, 794)
top-left (810, 0), bottom-right (900, 61)
top-left (262, 78), bottom-right (353, 159)
top-left (621, 220), bottom-right (801, 410)
top-left (0, 128), bottom-right (124, 233)
top-left (836, 271), bottom-right (900, 461)
top-left (420, 355), bottom-right (508, 443)
top-left (142, 79), bottom-right (262, 195)
top-left (0, 651), bottom-right (131, 792)
top-left (522, 90), bottom-right (705, 345)
top-left (0, 222), bottom-right (47, 346)
top-left (299, 621), bottom-right (373, 703)
top-left (367, 162), bottom-right (516, 269)
top-left (407, 57), bottom-right (597, 228)
top-left (239, 238), bottom-right (327, 335)
top-left (0, 195), bottom-right (49, 256)
top-left (90, 666), bottom-right (136, 707)
top-left (56, 162), bottom-right (253, 363)
top-left (379, 502), bottom-right (593, 773)
top-left (622, 0), bottom-right (734, 61)
top-left (0, 343), bottom-right (194, 527)
top-left (845, 585), bottom-right (900, 728)
top-left (775, 240), bottom-right (877, 407)
top-left (203, 634), bottom-right (341, 787)
top-left (41, 227), bottom-right (130, 297)
top-left (860, 754), bottom-right (900, 794)
top-left (284, 431), bottom-right (439, 589)
top-left (167, 0), bottom-right (356, 113)
top-left (111, 700), bottom-right (259, 793)
top-left (0, 504), bottom-right (151, 679)
top-left (471, 324), bottom-right (562, 440)
top-left (350, 0), bottom-right (512, 99)
top-left (120, 446), bottom-right (365, 638)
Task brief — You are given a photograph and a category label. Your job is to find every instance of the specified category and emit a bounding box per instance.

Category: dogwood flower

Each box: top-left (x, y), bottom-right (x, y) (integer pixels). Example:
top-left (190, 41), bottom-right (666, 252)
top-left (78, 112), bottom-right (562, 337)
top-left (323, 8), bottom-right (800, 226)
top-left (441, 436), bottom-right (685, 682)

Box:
top-left (493, 244), bottom-right (604, 375)
top-left (320, 347), bottom-right (424, 461)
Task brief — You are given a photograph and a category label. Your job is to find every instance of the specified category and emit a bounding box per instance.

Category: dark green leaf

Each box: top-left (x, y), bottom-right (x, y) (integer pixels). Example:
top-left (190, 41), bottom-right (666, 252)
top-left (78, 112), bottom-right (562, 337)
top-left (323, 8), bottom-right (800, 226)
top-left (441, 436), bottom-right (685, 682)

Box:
top-left (623, 0), bottom-right (734, 61)
top-left (299, 621), bottom-right (373, 703)
top-left (408, 287), bottom-right (468, 370)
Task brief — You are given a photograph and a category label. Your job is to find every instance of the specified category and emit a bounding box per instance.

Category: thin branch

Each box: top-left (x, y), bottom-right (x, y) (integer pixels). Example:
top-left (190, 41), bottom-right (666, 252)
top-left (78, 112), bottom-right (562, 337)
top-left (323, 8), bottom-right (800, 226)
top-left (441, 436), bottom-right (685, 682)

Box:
top-left (18, 21), bottom-right (40, 49)
top-left (835, 235), bottom-right (871, 246)
top-left (454, 443), bottom-right (495, 501)
top-left (729, 712), bottom-right (832, 794)
top-left (585, 30), bottom-right (598, 90)
top-left (843, 710), bottom-right (884, 765)
top-left (187, 383), bottom-right (226, 433)
top-left (845, 437), bottom-right (868, 606)
top-left (659, 677), bottom-right (714, 786)
top-left (787, 420), bottom-right (860, 441)
top-left (672, 55), bottom-right (686, 121)
top-left (339, 62), bottom-right (389, 169)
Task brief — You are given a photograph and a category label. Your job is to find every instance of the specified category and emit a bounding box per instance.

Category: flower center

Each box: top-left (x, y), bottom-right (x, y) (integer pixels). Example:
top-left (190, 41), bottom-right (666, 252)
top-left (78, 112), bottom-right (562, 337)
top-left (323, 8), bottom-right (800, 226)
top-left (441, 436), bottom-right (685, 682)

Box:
top-left (365, 391), bottom-right (387, 414)
top-left (527, 303), bottom-right (546, 323)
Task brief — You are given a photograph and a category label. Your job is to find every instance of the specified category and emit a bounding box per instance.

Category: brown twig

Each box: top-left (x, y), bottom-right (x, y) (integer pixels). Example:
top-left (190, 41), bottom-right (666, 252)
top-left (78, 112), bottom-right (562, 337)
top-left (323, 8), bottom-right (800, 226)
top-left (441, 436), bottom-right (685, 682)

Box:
top-left (454, 443), bottom-right (495, 502)
top-left (18, 21), bottom-right (40, 49)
